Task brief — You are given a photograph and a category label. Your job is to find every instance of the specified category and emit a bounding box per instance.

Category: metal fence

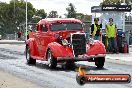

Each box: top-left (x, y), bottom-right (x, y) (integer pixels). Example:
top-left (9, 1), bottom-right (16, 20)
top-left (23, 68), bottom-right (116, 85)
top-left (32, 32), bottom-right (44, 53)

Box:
top-left (4, 33), bottom-right (25, 40)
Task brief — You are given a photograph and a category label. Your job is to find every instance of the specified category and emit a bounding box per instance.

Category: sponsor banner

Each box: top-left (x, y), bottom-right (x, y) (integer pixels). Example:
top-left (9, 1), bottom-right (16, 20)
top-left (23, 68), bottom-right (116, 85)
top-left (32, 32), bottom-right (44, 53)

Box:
top-left (85, 74), bottom-right (131, 83)
top-left (91, 5), bottom-right (131, 13)
top-left (76, 67), bottom-right (131, 85)
top-left (102, 5), bottom-right (131, 12)
top-left (91, 6), bottom-right (102, 13)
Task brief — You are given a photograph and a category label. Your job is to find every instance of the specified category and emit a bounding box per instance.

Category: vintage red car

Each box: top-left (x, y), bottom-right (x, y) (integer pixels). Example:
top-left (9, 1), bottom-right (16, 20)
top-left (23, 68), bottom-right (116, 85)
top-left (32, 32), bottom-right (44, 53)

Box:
top-left (26, 18), bottom-right (106, 69)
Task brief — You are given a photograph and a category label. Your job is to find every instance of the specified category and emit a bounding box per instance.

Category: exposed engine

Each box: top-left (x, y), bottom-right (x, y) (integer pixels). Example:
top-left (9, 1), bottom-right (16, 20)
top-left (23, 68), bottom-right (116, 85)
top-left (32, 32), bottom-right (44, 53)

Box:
top-left (57, 33), bottom-right (87, 57)
top-left (70, 33), bottom-right (86, 57)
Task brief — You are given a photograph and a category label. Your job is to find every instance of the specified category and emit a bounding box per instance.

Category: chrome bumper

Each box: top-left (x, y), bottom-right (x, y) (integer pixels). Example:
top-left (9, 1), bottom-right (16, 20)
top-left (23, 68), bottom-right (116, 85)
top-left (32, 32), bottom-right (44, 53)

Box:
top-left (57, 54), bottom-right (106, 62)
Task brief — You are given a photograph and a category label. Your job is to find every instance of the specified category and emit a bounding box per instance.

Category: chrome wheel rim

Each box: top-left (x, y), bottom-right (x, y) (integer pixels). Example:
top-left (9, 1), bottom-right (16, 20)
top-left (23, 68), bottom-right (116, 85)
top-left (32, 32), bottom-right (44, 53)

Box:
top-left (26, 48), bottom-right (30, 61)
top-left (47, 51), bottom-right (52, 67)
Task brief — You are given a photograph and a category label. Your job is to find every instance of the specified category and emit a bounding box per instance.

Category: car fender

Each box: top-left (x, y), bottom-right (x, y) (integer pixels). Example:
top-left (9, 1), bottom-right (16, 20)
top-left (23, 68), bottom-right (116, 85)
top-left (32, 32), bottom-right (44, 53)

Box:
top-left (87, 40), bottom-right (106, 55)
top-left (47, 42), bottom-right (73, 58)
top-left (26, 38), bottom-right (38, 56)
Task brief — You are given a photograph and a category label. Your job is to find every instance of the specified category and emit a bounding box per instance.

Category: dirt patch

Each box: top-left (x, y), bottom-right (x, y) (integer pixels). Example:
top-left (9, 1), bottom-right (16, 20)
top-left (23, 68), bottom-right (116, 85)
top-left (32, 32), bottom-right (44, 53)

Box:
top-left (0, 70), bottom-right (43, 88)
top-left (106, 59), bottom-right (132, 66)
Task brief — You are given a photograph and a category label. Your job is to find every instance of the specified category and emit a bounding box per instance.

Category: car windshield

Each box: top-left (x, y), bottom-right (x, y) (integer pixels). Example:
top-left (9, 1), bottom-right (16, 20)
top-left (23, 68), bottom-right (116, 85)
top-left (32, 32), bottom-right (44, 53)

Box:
top-left (50, 22), bottom-right (83, 31)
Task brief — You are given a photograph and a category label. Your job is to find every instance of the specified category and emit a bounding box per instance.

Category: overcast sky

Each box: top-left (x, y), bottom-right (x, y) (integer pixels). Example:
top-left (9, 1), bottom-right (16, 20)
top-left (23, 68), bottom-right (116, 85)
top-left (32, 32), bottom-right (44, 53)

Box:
top-left (0, 0), bottom-right (103, 16)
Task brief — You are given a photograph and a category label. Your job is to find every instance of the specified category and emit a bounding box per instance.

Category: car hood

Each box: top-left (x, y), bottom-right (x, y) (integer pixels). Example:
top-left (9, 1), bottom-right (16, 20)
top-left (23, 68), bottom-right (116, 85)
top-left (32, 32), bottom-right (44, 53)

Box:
top-left (54, 30), bottom-right (84, 39)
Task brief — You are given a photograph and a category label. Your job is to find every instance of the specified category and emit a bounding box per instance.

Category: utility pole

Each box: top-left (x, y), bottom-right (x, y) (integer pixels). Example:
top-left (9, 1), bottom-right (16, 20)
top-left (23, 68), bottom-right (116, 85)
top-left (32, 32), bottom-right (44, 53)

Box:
top-left (123, 0), bottom-right (125, 4)
top-left (14, 0), bottom-right (16, 40)
top-left (26, 0), bottom-right (27, 40)
top-left (123, 0), bottom-right (126, 32)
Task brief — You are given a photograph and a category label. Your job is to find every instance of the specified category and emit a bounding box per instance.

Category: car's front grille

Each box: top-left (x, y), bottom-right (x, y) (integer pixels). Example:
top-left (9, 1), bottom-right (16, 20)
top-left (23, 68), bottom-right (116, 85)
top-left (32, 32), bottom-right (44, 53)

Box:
top-left (71, 33), bottom-right (86, 57)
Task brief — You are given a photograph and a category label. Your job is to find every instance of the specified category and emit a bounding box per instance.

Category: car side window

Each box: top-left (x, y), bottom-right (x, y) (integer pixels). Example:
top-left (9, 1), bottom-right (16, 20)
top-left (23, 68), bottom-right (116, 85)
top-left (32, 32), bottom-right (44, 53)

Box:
top-left (42, 25), bottom-right (48, 32)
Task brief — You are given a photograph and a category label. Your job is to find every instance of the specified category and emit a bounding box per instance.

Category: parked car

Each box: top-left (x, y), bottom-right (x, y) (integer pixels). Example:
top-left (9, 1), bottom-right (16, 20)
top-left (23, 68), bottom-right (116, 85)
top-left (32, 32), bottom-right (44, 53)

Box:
top-left (26, 18), bottom-right (106, 69)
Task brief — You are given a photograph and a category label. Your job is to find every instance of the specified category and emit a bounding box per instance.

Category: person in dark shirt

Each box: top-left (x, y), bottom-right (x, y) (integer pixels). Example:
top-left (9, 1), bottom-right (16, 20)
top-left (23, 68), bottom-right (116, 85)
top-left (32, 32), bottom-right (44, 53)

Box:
top-left (90, 18), bottom-right (102, 40)
top-left (17, 31), bottom-right (22, 41)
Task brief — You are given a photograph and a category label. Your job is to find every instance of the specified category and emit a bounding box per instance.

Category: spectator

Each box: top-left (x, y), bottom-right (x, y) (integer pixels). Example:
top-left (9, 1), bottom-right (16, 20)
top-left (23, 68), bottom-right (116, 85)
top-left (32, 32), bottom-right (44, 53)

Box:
top-left (90, 18), bottom-right (102, 40)
top-left (105, 18), bottom-right (117, 53)
top-left (28, 29), bottom-right (34, 38)
top-left (17, 31), bottom-right (22, 41)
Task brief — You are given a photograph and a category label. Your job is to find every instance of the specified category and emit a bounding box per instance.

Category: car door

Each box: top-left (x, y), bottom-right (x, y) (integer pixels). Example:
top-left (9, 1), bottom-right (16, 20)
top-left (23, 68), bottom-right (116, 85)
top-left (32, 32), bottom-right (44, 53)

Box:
top-left (34, 24), bottom-right (42, 57)
top-left (39, 24), bottom-right (50, 59)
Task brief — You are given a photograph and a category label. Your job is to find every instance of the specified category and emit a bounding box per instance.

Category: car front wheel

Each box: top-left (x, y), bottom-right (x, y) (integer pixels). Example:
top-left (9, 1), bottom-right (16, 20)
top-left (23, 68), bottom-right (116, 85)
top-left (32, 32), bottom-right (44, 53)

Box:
top-left (26, 46), bottom-right (36, 64)
top-left (95, 57), bottom-right (105, 68)
top-left (47, 49), bottom-right (57, 69)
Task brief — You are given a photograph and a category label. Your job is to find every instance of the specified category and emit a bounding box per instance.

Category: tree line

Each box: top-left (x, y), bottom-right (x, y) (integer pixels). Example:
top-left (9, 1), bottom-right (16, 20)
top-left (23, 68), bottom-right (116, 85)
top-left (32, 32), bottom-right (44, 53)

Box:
top-left (0, 0), bottom-right (131, 36)
top-left (101, 0), bottom-right (132, 5)
top-left (0, 0), bottom-right (91, 36)
top-left (0, 0), bottom-right (46, 36)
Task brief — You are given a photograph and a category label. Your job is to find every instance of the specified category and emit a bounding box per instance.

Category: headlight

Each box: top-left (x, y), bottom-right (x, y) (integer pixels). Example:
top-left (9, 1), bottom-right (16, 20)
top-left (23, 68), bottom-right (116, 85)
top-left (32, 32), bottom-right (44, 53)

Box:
top-left (54, 34), bottom-right (60, 38)
top-left (62, 39), bottom-right (69, 46)
top-left (89, 38), bottom-right (94, 45)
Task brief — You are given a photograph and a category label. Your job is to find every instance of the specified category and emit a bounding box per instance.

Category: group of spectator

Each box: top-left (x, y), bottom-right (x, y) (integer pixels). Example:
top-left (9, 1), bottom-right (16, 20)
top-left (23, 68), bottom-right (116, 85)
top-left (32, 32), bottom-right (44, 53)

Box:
top-left (17, 29), bottom-right (33, 41)
top-left (90, 18), bottom-right (117, 53)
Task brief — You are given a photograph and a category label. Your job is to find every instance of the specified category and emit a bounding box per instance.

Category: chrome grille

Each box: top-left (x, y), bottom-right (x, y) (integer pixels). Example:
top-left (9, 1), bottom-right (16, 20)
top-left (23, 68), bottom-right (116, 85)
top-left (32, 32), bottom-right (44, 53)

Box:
top-left (71, 33), bottom-right (86, 57)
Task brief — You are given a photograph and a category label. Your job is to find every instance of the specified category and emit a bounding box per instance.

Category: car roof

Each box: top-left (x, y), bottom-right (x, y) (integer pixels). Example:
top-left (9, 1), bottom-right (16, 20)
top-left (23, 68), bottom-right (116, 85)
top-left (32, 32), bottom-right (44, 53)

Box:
top-left (38, 18), bottom-right (82, 24)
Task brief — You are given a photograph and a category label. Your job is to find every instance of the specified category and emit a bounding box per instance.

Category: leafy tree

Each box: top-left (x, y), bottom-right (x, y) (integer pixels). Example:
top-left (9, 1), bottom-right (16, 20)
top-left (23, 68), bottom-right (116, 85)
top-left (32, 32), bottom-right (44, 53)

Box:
top-left (76, 13), bottom-right (84, 20)
top-left (59, 16), bottom-right (62, 18)
top-left (35, 9), bottom-right (47, 19)
top-left (0, 0), bottom-right (36, 34)
top-left (101, 0), bottom-right (132, 5)
top-left (83, 15), bottom-right (92, 22)
top-left (120, 0), bottom-right (132, 4)
top-left (0, 0), bottom-right (47, 36)
top-left (0, 2), bottom-right (11, 35)
top-left (66, 3), bottom-right (76, 18)
top-left (48, 10), bottom-right (58, 18)
top-left (76, 13), bottom-right (91, 22)
top-left (30, 9), bottom-right (47, 23)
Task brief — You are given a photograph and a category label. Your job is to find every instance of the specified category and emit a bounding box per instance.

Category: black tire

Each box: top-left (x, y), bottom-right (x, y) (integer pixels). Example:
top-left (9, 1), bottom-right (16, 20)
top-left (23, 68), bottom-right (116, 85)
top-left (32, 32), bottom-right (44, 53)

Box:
top-left (76, 75), bottom-right (86, 85)
top-left (26, 46), bottom-right (36, 64)
top-left (95, 57), bottom-right (105, 68)
top-left (65, 62), bottom-right (76, 70)
top-left (47, 49), bottom-right (57, 69)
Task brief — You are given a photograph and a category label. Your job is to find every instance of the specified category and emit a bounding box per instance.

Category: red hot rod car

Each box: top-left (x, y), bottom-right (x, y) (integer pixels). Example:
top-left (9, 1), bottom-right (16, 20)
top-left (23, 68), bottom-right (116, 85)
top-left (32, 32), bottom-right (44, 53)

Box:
top-left (26, 18), bottom-right (106, 68)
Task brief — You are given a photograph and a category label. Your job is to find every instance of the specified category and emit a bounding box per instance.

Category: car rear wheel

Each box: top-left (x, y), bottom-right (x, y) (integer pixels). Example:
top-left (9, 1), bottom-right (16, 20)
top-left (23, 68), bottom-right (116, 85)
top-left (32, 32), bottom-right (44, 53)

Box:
top-left (47, 49), bottom-right (57, 69)
top-left (26, 46), bottom-right (36, 64)
top-left (95, 57), bottom-right (105, 68)
top-left (65, 62), bottom-right (76, 69)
